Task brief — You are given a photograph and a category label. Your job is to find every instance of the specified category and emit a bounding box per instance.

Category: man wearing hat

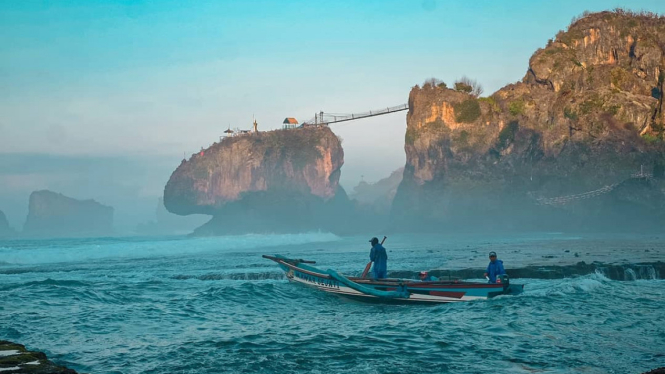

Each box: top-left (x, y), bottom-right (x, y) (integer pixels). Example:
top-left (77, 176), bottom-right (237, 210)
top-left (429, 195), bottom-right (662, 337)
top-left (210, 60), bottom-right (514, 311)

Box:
top-left (368, 237), bottom-right (388, 279)
top-left (484, 251), bottom-right (506, 284)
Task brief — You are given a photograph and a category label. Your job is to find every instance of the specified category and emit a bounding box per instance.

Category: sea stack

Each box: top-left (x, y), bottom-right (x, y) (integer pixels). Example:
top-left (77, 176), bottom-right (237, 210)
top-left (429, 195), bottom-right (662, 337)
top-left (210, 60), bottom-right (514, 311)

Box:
top-left (164, 126), bottom-right (354, 234)
top-left (23, 190), bottom-right (114, 238)
top-left (392, 10), bottom-right (665, 232)
top-left (0, 210), bottom-right (13, 237)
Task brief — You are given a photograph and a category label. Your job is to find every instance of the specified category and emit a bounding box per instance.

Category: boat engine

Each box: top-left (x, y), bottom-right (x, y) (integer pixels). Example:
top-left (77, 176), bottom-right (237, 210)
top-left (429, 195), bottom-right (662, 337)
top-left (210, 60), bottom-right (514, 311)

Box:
top-left (496, 274), bottom-right (510, 286)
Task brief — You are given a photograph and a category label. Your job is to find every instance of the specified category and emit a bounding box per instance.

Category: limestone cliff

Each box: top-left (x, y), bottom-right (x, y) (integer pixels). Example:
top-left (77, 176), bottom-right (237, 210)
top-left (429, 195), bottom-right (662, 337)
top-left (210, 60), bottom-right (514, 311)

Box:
top-left (164, 126), bottom-right (352, 234)
top-left (0, 210), bottom-right (13, 237)
top-left (392, 10), bottom-right (665, 231)
top-left (23, 190), bottom-right (114, 237)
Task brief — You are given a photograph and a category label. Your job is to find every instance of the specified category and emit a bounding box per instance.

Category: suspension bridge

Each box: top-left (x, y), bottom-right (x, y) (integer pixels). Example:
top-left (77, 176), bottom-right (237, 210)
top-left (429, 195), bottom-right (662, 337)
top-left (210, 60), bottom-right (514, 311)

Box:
top-left (301, 104), bottom-right (409, 126)
top-left (535, 167), bottom-right (653, 206)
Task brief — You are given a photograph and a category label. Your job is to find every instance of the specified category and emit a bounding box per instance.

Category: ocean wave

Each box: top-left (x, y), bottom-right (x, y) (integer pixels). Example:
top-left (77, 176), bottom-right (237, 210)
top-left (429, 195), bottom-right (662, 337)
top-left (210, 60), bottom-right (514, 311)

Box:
top-left (523, 272), bottom-right (611, 297)
top-left (172, 272), bottom-right (285, 281)
top-left (0, 232), bottom-right (341, 266)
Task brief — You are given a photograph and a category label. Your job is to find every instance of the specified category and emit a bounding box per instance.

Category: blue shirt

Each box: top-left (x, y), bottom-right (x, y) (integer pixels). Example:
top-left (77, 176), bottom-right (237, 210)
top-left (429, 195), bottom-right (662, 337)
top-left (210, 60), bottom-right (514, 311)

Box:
top-left (370, 243), bottom-right (387, 274)
top-left (486, 259), bottom-right (506, 283)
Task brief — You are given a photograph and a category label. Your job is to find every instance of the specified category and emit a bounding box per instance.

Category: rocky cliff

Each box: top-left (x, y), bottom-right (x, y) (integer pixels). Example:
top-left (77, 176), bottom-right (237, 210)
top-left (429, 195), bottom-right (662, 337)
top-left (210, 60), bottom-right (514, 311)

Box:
top-left (0, 210), bottom-right (13, 237)
top-left (23, 190), bottom-right (114, 237)
top-left (164, 126), bottom-right (354, 234)
top-left (392, 10), bottom-right (665, 231)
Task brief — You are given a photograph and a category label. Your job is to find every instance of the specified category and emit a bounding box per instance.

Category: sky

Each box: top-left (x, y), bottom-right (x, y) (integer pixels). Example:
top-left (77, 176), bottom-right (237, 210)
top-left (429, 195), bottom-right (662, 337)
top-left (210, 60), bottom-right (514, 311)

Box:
top-left (1, 0), bottom-right (664, 230)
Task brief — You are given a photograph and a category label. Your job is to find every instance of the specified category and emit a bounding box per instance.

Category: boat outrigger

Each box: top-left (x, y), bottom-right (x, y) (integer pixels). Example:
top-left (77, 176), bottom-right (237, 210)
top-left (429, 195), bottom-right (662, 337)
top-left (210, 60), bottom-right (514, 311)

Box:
top-left (263, 255), bottom-right (524, 304)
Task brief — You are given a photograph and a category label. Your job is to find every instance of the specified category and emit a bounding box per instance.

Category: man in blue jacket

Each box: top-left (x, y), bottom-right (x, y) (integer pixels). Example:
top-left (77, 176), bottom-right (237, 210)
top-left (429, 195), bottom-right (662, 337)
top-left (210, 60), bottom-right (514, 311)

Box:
top-left (484, 251), bottom-right (506, 283)
top-left (369, 237), bottom-right (387, 279)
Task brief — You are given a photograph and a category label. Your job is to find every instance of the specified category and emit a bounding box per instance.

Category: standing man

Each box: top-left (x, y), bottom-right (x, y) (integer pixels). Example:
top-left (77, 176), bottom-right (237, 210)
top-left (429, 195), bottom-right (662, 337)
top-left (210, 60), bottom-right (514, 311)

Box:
top-left (484, 251), bottom-right (506, 284)
top-left (369, 237), bottom-right (387, 279)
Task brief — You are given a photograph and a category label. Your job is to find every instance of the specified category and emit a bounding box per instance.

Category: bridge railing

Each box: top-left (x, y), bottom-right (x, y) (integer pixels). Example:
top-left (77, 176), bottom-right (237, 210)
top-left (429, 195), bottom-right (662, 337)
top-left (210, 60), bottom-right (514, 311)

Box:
top-left (535, 170), bottom-right (653, 206)
top-left (301, 103), bottom-right (408, 125)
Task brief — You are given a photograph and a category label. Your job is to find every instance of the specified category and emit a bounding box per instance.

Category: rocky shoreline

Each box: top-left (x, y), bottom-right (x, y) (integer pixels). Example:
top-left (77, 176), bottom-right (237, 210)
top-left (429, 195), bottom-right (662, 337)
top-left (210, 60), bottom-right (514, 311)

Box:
top-left (389, 261), bottom-right (664, 281)
top-left (0, 341), bottom-right (78, 374)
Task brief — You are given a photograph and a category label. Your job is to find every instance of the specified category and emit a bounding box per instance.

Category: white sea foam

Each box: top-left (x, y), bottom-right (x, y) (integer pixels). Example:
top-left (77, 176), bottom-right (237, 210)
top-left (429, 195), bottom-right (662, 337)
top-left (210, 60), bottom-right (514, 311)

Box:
top-left (0, 350), bottom-right (20, 357)
top-left (523, 273), bottom-right (610, 297)
top-left (0, 232), bottom-right (341, 266)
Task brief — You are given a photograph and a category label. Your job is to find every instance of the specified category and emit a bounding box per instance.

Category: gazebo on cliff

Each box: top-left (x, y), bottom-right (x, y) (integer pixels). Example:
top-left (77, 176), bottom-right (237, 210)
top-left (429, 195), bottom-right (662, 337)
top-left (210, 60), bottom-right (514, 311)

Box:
top-left (283, 117), bottom-right (298, 129)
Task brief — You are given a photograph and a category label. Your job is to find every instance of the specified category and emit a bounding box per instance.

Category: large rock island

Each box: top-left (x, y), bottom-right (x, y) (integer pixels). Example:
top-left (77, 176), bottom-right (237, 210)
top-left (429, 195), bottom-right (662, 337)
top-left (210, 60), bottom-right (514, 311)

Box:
top-left (392, 10), bottom-right (665, 232)
top-left (0, 210), bottom-right (14, 237)
top-left (23, 190), bottom-right (114, 238)
top-left (164, 126), bottom-right (355, 234)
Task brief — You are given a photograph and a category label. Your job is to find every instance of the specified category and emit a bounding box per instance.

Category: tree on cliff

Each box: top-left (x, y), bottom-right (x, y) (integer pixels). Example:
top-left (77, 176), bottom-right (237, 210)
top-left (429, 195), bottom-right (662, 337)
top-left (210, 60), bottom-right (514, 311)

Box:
top-left (423, 77), bottom-right (447, 89)
top-left (454, 76), bottom-right (483, 97)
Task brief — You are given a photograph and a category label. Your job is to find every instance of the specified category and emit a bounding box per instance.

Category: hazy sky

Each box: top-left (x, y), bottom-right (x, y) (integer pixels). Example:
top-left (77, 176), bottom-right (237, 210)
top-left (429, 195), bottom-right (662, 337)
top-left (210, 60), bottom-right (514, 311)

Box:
top-left (1, 0), bottom-right (664, 230)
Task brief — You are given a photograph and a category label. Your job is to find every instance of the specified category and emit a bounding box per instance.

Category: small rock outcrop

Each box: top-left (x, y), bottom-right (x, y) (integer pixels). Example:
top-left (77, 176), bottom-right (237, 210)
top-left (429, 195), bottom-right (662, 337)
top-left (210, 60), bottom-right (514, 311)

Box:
top-left (392, 10), bottom-right (665, 232)
top-left (350, 168), bottom-right (404, 214)
top-left (0, 210), bottom-right (13, 237)
top-left (0, 340), bottom-right (78, 373)
top-left (164, 126), bottom-right (354, 234)
top-left (23, 190), bottom-right (114, 238)
top-left (135, 198), bottom-right (209, 235)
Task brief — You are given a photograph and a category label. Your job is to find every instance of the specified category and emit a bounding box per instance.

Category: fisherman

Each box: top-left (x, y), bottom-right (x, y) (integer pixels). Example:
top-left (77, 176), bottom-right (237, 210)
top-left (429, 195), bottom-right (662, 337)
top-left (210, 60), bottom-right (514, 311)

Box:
top-left (484, 251), bottom-right (506, 284)
top-left (369, 237), bottom-right (387, 279)
top-left (418, 271), bottom-right (438, 282)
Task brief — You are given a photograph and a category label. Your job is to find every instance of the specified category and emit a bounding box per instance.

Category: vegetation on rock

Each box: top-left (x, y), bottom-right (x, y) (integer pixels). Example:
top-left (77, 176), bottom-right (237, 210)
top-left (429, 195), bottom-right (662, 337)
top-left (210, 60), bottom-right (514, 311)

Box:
top-left (393, 9), bottom-right (665, 232)
top-left (454, 99), bottom-right (482, 123)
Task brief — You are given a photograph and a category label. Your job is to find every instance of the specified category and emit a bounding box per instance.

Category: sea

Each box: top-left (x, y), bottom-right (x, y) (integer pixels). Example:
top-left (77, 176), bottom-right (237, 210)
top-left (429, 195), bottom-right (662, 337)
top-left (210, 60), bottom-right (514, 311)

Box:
top-left (0, 232), bottom-right (663, 374)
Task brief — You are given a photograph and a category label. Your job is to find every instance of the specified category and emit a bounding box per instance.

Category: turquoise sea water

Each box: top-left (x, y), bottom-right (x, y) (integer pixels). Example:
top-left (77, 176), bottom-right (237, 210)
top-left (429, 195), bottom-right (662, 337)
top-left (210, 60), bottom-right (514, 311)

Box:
top-left (1, 233), bottom-right (664, 374)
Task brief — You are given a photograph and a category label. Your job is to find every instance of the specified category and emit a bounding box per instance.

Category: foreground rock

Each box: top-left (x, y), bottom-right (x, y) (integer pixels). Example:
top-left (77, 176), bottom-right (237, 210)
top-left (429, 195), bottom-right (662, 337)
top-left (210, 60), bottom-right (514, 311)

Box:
top-left (0, 210), bottom-right (14, 237)
top-left (0, 341), bottom-right (78, 374)
top-left (389, 261), bottom-right (664, 281)
top-left (23, 190), bottom-right (114, 238)
top-left (165, 126), bottom-right (363, 234)
top-left (392, 10), bottom-right (665, 232)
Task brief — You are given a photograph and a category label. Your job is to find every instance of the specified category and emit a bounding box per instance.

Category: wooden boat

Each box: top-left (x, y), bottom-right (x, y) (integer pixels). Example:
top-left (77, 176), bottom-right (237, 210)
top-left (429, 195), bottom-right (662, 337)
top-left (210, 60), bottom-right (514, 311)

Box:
top-left (263, 255), bottom-right (524, 304)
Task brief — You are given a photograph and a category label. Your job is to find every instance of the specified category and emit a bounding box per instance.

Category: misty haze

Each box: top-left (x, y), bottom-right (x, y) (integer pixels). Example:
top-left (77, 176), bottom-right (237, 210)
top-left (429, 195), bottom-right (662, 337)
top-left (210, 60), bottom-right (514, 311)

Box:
top-left (1, 1), bottom-right (664, 374)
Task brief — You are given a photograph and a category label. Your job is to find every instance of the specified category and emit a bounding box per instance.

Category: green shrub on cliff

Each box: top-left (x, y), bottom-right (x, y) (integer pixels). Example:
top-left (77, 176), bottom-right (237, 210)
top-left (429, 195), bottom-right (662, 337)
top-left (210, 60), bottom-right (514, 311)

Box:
top-left (458, 130), bottom-right (470, 146)
top-left (642, 133), bottom-right (660, 143)
top-left (405, 128), bottom-right (417, 145)
top-left (556, 28), bottom-right (584, 46)
top-left (454, 99), bottom-right (481, 123)
top-left (423, 77), bottom-right (447, 89)
top-left (509, 100), bottom-right (525, 116)
top-left (454, 76), bottom-right (483, 97)
top-left (454, 81), bottom-right (472, 93)
top-left (564, 107), bottom-right (579, 120)
top-left (478, 96), bottom-right (498, 111)
top-left (498, 121), bottom-right (519, 148)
